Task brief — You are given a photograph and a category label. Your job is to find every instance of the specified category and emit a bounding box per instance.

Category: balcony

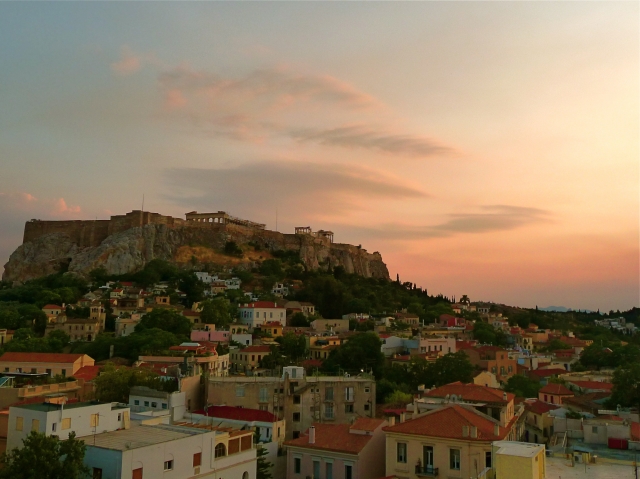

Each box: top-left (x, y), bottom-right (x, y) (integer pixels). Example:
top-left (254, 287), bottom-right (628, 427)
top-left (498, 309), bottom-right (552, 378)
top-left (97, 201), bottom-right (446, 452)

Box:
top-left (415, 465), bottom-right (439, 477)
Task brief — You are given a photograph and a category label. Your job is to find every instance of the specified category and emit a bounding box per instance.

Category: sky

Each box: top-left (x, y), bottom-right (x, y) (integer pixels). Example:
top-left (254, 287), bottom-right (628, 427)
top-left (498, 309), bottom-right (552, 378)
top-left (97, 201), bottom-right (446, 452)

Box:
top-left (0, 2), bottom-right (637, 312)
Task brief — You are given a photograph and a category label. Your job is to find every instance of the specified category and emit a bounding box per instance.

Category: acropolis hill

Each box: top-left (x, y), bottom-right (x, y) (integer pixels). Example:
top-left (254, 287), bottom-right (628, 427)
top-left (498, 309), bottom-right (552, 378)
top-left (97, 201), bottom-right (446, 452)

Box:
top-left (3, 210), bottom-right (390, 283)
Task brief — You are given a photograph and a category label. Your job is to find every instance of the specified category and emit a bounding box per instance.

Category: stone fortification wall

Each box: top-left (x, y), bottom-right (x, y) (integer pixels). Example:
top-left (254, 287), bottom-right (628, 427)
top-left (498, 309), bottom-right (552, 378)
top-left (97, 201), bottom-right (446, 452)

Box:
top-left (7, 211), bottom-right (390, 282)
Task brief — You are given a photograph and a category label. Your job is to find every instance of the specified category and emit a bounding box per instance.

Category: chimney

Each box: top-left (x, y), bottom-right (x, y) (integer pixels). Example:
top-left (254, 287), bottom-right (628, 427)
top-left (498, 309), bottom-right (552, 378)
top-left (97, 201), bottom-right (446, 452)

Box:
top-left (388, 416), bottom-right (396, 426)
top-left (494, 424), bottom-right (500, 436)
top-left (470, 426), bottom-right (478, 438)
top-left (462, 425), bottom-right (469, 437)
top-left (308, 426), bottom-right (316, 444)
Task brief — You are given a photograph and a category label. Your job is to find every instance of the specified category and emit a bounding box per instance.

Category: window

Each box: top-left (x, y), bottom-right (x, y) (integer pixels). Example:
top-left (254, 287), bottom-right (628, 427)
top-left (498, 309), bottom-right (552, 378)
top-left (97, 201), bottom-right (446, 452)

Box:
top-left (326, 462), bottom-right (333, 479)
top-left (592, 426), bottom-right (598, 433)
top-left (61, 369), bottom-right (66, 377)
top-left (293, 395), bottom-right (301, 404)
top-left (151, 402), bottom-right (157, 408)
top-left (52, 423), bottom-right (57, 432)
top-left (162, 403), bottom-right (168, 410)
top-left (164, 460), bottom-right (173, 471)
top-left (397, 442), bottom-right (407, 463)
top-left (144, 401), bottom-right (150, 407)
top-left (485, 451), bottom-right (492, 468)
top-left (294, 457), bottom-right (301, 474)
top-left (92, 468), bottom-right (103, 479)
top-left (118, 414), bottom-right (122, 421)
top-left (259, 387), bottom-right (269, 403)
top-left (450, 449), bottom-right (461, 470)
top-left (344, 464), bottom-right (353, 479)
top-left (344, 387), bottom-right (354, 401)
top-left (259, 404), bottom-right (268, 411)
top-left (215, 443), bottom-right (226, 458)
top-left (134, 400), bottom-right (140, 406)
top-left (313, 460), bottom-right (320, 479)
top-left (236, 387), bottom-right (245, 397)
top-left (293, 413), bottom-right (300, 422)
top-left (90, 414), bottom-right (99, 427)
top-left (364, 404), bottom-right (370, 411)
top-left (61, 418), bottom-right (71, 430)
top-left (364, 387), bottom-right (370, 393)
top-left (345, 404), bottom-right (354, 413)
top-left (31, 419), bottom-right (39, 432)
top-left (15, 417), bottom-right (23, 431)
top-left (319, 402), bottom-right (332, 419)
top-left (325, 387), bottom-right (334, 401)
top-left (31, 368), bottom-right (37, 374)
top-left (293, 431), bottom-right (300, 439)
top-left (193, 452), bottom-right (202, 467)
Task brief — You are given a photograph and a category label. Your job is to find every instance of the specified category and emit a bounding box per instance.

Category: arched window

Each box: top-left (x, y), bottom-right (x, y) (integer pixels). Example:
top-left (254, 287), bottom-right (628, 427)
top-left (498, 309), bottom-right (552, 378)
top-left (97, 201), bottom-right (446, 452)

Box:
top-left (242, 472), bottom-right (249, 479)
top-left (215, 443), bottom-right (226, 458)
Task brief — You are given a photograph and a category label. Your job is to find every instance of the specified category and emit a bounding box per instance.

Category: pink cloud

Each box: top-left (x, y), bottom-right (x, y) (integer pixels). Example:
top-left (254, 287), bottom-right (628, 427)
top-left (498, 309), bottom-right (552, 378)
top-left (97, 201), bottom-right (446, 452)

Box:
top-left (164, 89), bottom-right (188, 109)
top-left (52, 198), bottom-right (81, 216)
top-left (111, 46), bottom-right (141, 75)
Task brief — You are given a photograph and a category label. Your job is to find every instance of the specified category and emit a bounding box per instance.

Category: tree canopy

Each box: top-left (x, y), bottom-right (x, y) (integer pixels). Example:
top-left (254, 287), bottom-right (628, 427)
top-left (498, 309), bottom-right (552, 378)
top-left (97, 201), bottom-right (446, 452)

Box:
top-left (135, 308), bottom-right (191, 337)
top-left (321, 332), bottom-right (385, 378)
top-left (0, 431), bottom-right (89, 479)
top-left (93, 362), bottom-right (178, 403)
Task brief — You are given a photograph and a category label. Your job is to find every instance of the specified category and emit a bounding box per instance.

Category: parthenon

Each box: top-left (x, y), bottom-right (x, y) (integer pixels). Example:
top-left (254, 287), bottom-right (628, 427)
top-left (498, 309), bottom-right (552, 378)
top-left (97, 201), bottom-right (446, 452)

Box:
top-left (185, 211), bottom-right (266, 229)
top-left (295, 226), bottom-right (334, 243)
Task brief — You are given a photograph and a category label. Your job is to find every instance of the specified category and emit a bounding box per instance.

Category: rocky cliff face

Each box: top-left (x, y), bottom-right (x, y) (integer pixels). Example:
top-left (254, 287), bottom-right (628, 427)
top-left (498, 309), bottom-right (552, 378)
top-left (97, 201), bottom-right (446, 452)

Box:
top-left (3, 224), bottom-right (389, 283)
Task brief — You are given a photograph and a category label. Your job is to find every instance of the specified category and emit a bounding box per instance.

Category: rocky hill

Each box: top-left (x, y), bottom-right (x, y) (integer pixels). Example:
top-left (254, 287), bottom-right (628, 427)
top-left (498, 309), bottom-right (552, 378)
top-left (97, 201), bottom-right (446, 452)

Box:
top-left (2, 212), bottom-right (390, 282)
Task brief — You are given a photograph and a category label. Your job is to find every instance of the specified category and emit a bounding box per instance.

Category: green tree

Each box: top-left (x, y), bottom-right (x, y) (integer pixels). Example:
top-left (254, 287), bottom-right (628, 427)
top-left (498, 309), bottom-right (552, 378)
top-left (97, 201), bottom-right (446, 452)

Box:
top-left (0, 431), bottom-right (89, 479)
top-left (544, 339), bottom-right (571, 352)
top-left (289, 312), bottom-right (310, 327)
top-left (608, 363), bottom-right (640, 411)
top-left (277, 333), bottom-right (308, 361)
top-left (385, 390), bottom-right (413, 406)
top-left (428, 352), bottom-right (474, 387)
top-left (135, 308), bottom-right (191, 337)
top-left (504, 375), bottom-right (541, 398)
top-left (93, 362), bottom-right (177, 403)
top-left (224, 241), bottom-right (244, 257)
top-left (200, 298), bottom-right (233, 329)
top-left (322, 332), bottom-right (385, 378)
top-left (255, 435), bottom-right (273, 479)
top-left (472, 321), bottom-right (507, 346)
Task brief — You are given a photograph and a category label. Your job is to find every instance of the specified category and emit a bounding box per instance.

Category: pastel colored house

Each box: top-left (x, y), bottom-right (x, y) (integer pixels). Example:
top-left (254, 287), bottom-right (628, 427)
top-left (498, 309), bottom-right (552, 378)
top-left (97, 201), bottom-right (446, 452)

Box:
top-left (524, 400), bottom-right (560, 444)
top-left (0, 352), bottom-right (94, 377)
top-left (230, 346), bottom-right (272, 373)
top-left (239, 302), bottom-right (287, 328)
top-left (538, 383), bottom-right (573, 405)
top-left (493, 441), bottom-right (546, 479)
top-left (383, 405), bottom-right (516, 479)
top-left (285, 418), bottom-right (387, 479)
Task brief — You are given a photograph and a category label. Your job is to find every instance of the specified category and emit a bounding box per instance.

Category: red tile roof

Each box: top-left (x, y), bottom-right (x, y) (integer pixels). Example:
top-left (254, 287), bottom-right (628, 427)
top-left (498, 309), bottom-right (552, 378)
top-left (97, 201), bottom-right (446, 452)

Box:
top-left (565, 380), bottom-right (612, 391)
top-left (42, 304), bottom-right (63, 310)
top-left (73, 366), bottom-right (102, 381)
top-left (196, 405), bottom-right (278, 423)
top-left (239, 346), bottom-right (271, 353)
top-left (0, 352), bottom-right (88, 364)
top-left (383, 405), bottom-right (507, 441)
top-left (539, 383), bottom-right (573, 395)
top-left (285, 421), bottom-right (383, 454)
top-left (526, 400), bottom-right (560, 415)
top-left (350, 418), bottom-right (385, 432)
top-left (528, 368), bottom-right (567, 378)
top-left (425, 382), bottom-right (514, 404)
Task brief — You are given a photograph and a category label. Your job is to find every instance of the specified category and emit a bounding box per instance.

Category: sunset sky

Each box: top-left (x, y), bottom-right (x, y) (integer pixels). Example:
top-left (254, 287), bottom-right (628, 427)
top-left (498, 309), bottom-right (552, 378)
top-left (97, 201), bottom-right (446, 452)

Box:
top-left (1, 2), bottom-right (637, 311)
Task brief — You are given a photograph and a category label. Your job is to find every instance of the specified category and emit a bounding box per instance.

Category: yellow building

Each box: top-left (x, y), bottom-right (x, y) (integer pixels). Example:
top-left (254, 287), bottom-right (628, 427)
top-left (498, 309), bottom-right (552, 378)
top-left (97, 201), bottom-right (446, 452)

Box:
top-left (383, 405), bottom-right (517, 479)
top-left (494, 441), bottom-right (545, 479)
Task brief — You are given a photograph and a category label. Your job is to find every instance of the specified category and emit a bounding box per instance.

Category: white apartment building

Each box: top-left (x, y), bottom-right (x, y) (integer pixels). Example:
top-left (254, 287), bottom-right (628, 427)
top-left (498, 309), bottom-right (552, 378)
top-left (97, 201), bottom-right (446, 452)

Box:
top-left (84, 424), bottom-right (257, 479)
top-left (7, 400), bottom-right (130, 450)
top-left (129, 386), bottom-right (187, 423)
top-left (238, 302), bottom-right (286, 328)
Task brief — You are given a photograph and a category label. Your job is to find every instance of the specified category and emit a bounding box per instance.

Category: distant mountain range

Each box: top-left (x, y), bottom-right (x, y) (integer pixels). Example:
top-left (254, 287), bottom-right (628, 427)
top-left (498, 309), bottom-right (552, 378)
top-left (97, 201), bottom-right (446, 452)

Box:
top-left (540, 306), bottom-right (595, 313)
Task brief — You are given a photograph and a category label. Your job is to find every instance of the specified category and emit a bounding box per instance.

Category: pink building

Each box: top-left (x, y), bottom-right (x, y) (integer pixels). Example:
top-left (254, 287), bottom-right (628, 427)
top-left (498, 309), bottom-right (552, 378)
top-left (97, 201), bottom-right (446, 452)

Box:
top-left (191, 329), bottom-right (231, 343)
top-left (285, 418), bottom-right (387, 479)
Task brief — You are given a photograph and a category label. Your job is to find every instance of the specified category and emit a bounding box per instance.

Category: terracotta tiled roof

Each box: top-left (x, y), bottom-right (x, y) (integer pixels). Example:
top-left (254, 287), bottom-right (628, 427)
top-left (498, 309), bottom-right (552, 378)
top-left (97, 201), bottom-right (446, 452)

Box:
top-left (73, 365), bottom-right (102, 381)
top-left (285, 421), bottom-right (382, 454)
top-left (42, 304), bottom-right (63, 310)
top-left (528, 368), bottom-right (566, 378)
top-left (526, 400), bottom-right (560, 415)
top-left (383, 405), bottom-right (507, 441)
top-left (539, 383), bottom-right (573, 395)
top-left (195, 405), bottom-right (278, 423)
top-left (239, 345), bottom-right (271, 353)
top-left (350, 418), bottom-right (385, 432)
top-left (565, 380), bottom-right (612, 391)
top-left (425, 382), bottom-right (514, 404)
top-left (0, 352), bottom-right (87, 364)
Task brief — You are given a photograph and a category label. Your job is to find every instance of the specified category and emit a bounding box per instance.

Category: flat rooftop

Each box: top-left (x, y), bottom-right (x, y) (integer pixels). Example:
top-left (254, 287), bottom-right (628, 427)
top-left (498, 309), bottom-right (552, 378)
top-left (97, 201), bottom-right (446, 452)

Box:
top-left (12, 401), bottom-right (126, 412)
top-left (86, 425), bottom-right (210, 451)
top-left (494, 441), bottom-right (544, 458)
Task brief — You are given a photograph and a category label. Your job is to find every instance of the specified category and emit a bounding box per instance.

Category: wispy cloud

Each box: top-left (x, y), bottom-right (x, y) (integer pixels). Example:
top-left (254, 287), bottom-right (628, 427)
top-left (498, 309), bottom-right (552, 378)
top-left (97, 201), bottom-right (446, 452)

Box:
top-left (163, 161), bottom-right (427, 218)
top-left (110, 45), bottom-right (141, 75)
top-left (288, 125), bottom-right (452, 157)
top-left (344, 205), bottom-right (552, 240)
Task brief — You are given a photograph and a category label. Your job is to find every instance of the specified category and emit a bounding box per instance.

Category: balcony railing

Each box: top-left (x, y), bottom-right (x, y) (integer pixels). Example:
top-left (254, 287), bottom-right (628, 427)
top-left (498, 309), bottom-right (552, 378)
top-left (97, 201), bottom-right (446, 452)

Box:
top-left (415, 465), bottom-right (439, 476)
